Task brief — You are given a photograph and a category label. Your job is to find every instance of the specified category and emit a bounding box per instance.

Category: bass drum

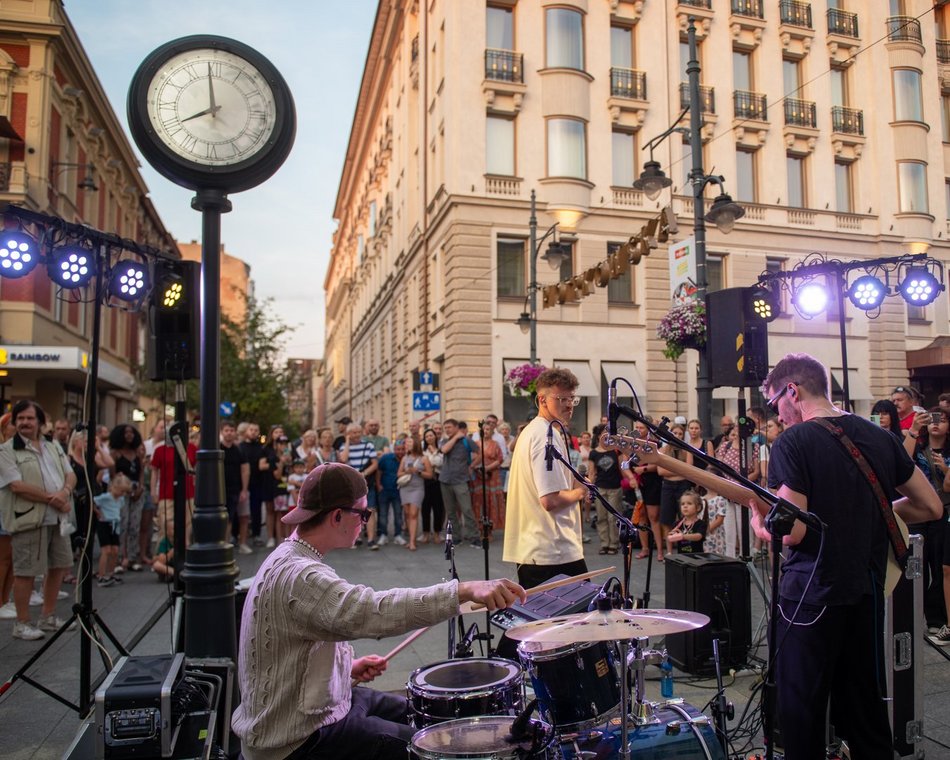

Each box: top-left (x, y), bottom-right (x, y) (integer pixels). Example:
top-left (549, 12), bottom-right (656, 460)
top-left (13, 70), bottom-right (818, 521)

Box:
top-left (558, 703), bottom-right (725, 760)
top-left (410, 715), bottom-right (555, 760)
top-left (407, 658), bottom-right (524, 728)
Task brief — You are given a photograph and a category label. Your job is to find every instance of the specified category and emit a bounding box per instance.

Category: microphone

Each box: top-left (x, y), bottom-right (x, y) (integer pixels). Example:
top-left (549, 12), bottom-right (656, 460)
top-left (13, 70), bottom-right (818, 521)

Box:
top-left (545, 423), bottom-right (555, 472)
top-left (607, 380), bottom-right (618, 436)
top-left (505, 698), bottom-right (539, 744)
top-left (444, 519), bottom-right (453, 559)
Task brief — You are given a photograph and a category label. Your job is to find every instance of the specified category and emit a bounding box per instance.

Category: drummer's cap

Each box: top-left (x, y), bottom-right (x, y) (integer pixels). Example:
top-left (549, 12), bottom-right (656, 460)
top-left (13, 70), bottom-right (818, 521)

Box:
top-left (280, 462), bottom-right (368, 524)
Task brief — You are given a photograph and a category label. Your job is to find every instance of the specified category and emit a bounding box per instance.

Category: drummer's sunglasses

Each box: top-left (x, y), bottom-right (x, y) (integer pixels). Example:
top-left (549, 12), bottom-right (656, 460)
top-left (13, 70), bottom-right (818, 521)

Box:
top-left (342, 507), bottom-right (372, 523)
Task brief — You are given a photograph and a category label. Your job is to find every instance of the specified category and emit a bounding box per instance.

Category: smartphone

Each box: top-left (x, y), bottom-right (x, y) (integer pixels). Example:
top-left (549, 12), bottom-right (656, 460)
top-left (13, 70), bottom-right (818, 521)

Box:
top-left (931, 412), bottom-right (943, 425)
top-left (913, 405), bottom-right (927, 414)
top-left (869, 414), bottom-right (881, 426)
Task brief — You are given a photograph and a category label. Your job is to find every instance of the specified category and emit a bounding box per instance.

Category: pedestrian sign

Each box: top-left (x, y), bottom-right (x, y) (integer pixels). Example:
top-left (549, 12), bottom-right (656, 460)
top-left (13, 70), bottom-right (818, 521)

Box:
top-left (412, 391), bottom-right (441, 411)
top-left (220, 401), bottom-right (235, 417)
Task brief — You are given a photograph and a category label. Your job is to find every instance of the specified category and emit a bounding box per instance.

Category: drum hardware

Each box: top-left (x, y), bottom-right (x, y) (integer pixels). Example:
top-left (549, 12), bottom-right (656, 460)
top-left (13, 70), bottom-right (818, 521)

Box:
top-left (407, 657), bottom-right (524, 728)
top-left (409, 714), bottom-right (555, 760)
top-left (626, 637), bottom-right (666, 726)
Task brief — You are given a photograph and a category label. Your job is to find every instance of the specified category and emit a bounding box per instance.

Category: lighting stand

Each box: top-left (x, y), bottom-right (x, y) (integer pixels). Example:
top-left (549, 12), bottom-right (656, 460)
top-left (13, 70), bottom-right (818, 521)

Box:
top-left (0, 247), bottom-right (127, 713)
top-left (475, 420), bottom-right (494, 656)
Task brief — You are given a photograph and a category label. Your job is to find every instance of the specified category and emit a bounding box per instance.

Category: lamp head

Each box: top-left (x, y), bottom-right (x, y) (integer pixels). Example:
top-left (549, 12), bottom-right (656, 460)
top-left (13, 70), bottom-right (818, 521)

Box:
top-left (517, 312), bottom-right (531, 334)
top-left (705, 192), bottom-right (745, 234)
top-left (541, 241), bottom-right (568, 271)
top-left (633, 160), bottom-right (672, 201)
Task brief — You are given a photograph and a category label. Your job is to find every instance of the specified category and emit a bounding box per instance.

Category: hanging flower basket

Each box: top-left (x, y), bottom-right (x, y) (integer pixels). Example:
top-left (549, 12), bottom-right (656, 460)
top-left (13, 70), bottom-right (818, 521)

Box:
top-left (504, 362), bottom-right (548, 397)
top-left (656, 299), bottom-right (706, 361)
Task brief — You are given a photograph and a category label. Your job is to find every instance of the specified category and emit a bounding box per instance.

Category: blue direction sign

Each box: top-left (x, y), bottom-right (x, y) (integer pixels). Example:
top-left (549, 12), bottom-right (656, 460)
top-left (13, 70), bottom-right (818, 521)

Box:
top-left (412, 391), bottom-right (441, 411)
top-left (220, 401), bottom-right (235, 417)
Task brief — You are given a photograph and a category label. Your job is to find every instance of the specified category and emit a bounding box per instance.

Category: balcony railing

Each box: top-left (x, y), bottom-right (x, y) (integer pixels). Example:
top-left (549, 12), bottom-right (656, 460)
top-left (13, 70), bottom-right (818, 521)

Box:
top-left (732, 0), bottom-right (764, 19)
top-left (827, 8), bottom-right (858, 37)
top-left (610, 67), bottom-right (647, 99)
top-left (680, 83), bottom-right (716, 114)
top-left (485, 48), bottom-right (523, 83)
top-left (938, 39), bottom-right (950, 64)
top-left (734, 90), bottom-right (767, 120)
top-left (886, 16), bottom-right (922, 43)
top-left (784, 98), bottom-right (816, 127)
top-left (779, 0), bottom-right (812, 29)
top-left (831, 106), bottom-right (864, 135)
top-left (678, 0), bottom-right (712, 7)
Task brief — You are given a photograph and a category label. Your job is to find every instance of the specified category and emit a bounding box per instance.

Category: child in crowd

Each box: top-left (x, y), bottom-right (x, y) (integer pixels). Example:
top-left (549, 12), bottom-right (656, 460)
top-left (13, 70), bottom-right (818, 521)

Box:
top-left (152, 511), bottom-right (175, 582)
top-left (94, 474), bottom-right (132, 587)
top-left (701, 480), bottom-right (729, 556)
top-left (285, 459), bottom-right (308, 522)
top-left (667, 489), bottom-right (707, 555)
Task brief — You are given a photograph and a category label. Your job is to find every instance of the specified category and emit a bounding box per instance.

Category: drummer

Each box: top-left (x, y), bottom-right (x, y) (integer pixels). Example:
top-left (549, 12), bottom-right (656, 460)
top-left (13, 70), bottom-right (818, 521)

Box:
top-left (231, 462), bottom-right (526, 760)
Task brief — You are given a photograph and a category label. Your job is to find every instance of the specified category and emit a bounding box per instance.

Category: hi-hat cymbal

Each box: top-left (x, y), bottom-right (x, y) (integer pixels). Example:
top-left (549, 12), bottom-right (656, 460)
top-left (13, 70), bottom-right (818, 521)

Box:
top-left (505, 608), bottom-right (710, 644)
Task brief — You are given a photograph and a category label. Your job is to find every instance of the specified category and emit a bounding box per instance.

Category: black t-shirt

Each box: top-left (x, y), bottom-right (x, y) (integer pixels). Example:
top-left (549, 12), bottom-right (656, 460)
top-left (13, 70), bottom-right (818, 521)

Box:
top-left (768, 414), bottom-right (915, 606)
top-left (114, 453), bottom-right (142, 486)
top-left (675, 518), bottom-right (707, 554)
top-left (222, 442), bottom-right (248, 497)
top-left (589, 449), bottom-right (622, 489)
top-left (240, 441), bottom-right (266, 488)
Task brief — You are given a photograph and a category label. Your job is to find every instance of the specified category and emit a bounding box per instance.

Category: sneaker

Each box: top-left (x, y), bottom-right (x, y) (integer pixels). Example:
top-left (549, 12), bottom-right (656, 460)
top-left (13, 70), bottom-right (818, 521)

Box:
top-left (0, 601), bottom-right (17, 619)
top-left (369, 540), bottom-right (379, 551)
top-left (393, 535), bottom-right (407, 546)
top-left (582, 535), bottom-right (591, 544)
top-left (12, 621), bottom-right (44, 641)
top-left (97, 576), bottom-right (117, 588)
top-left (377, 535), bottom-right (389, 547)
top-left (238, 543), bottom-right (253, 555)
top-left (38, 614), bottom-right (76, 632)
top-left (130, 563), bottom-right (143, 572)
top-left (265, 537), bottom-right (276, 549)
top-left (113, 565), bottom-right (125, 575)
top-left (929, 625), bottom-right (950, 646)
top-left (57, 590), bottom-right (69, 600)
top-left (111, 575), bottom-right (124, 584)
top-left (354, 538), bottom-right (363, 547)
top-left (29, 590), bottom-right (43, 607)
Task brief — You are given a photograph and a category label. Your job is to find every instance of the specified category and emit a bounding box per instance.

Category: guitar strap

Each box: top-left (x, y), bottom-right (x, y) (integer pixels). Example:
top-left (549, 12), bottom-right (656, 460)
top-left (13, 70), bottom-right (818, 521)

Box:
top-left (809, 417), bottom-right (909, 570)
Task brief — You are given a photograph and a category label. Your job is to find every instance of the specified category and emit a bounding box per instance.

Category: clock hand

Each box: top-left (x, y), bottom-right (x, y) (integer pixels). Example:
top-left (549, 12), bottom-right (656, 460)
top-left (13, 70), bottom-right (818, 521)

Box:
top-left (181, 106), bottom-right (219, 123)
top-left (207, 63), bottom-right (217, 116)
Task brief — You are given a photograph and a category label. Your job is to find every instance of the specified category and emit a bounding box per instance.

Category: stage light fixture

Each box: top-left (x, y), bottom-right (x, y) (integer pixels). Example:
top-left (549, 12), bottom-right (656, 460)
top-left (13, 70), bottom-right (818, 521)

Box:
top-left (793, 282), bottom-right (829, 316)
top-left (157, 269), bottom-right (184, 309)
top-left (749, 285), bottom-right (780, 322)
top-left (109, 260), bottom-right (148, 302)
top-left (898, 267), bottom-right (943, 307)
top-left (847, 275), bottom-right (886, 311)
top-left (0, 229), bottom-right (39, 279)
top-left (49, 244), bottom-right (95, 288)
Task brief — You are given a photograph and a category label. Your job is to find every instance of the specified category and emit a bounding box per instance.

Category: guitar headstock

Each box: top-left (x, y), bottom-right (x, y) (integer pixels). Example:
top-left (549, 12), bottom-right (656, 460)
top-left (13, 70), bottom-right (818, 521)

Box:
top-left (599, 430), bottom-right (659, 463)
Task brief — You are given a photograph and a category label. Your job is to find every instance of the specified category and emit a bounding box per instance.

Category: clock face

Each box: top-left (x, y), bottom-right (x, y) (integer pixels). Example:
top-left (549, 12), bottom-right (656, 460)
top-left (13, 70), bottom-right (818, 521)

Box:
top-left (145, 48), bottom-right (277, 167)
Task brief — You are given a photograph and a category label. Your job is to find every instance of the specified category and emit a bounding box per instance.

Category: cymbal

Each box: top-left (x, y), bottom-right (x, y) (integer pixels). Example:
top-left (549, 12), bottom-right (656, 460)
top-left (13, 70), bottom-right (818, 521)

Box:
top-left (505, 608), bottom-right (710, 644)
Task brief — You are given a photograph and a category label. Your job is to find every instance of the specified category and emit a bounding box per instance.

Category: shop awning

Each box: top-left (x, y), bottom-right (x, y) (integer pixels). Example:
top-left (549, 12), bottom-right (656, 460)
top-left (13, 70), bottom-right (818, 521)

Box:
top-left (830, 368), bottom-right (872, 400)
top-left (600, 361), bottom-right (647, 398)
top-left (552, 359), bottom-right (599, 397)
top-left (907, 337), bottom-right (950, 379)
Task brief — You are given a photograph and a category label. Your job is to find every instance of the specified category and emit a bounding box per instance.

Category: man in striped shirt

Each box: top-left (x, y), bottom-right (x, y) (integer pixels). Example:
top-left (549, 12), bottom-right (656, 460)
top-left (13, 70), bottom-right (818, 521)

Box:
top-left (337, 422), bottom-right (379, 548)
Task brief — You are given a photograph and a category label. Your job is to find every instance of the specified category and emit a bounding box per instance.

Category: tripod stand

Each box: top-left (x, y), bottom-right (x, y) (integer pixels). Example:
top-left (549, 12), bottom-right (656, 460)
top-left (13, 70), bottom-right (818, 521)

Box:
top-left (0, 253), bottom-right (127, 713)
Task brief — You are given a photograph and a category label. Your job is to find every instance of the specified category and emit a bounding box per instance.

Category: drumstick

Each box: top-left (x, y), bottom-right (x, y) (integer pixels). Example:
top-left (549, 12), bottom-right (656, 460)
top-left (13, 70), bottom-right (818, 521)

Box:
top-left (458, 566), bottom-right (612, 615)
top-left (383, 626), bottom-right (429, 662)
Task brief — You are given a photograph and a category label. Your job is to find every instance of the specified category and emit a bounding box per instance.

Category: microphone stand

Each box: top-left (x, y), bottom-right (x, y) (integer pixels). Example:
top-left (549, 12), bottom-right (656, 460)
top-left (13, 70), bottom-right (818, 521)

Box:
top-left (604, 404), bottom-right (824, 760)
top-left (476, 420), bottom-right (494, 656)
top-left (444, 520), bottom-right (465, 659)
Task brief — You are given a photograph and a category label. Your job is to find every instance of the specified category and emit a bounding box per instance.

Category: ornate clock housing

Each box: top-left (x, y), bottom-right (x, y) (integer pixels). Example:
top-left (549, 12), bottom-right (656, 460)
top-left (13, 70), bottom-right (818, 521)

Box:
top-left (128, 35), bottom-right (296, 193)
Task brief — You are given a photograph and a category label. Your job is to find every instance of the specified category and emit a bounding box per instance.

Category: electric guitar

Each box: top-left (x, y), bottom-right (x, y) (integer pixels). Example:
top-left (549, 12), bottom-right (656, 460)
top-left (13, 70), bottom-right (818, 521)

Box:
top-left (602, 432), bottom-right (908, 595)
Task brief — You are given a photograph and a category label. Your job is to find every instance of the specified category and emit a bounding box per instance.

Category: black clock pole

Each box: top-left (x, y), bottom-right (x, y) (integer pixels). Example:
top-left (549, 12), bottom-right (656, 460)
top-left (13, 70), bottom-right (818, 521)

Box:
top-left (181, 187), bottom-right (239, 659)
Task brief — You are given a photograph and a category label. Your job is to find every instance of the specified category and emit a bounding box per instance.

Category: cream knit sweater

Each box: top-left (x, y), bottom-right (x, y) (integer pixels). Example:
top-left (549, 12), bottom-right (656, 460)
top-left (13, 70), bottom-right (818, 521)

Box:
top-left (231, 540), bottom-right (459, 760)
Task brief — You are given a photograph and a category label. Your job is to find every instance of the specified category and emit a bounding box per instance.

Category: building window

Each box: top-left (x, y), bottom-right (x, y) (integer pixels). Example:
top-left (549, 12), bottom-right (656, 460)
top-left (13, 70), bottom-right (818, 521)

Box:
top-left (736, 150), bottom-right (757, 203)
top-left (546, 8), bottom-right (583, 70)
top-left (787, 155), bottom-right (806, 207)
top-left (835, 161), bottom-right (853, 212)
top-left (942, 94), bottom-right (950, 143)
top-left (497, 238), bottom-right (525, 298)
top-left (556, 240), bottom-right (574, 283)
top-left (783, 58), bottom-right (801, 96)
top-left (607, 242), bottom-right (635, 304)
top-left (893, 69), bottom-right (924, 122)
top-left (368, 200), bottom-right (377, 237)
top-left (765, 257), bottom-right (786, 313)
top-left (357, 234), bottom-right (364, 264)
top-left (830, 67), bottom-right (847, 107)
top-left (611, 130), bottom-right (636, 187)
top-left (706, 255), bottom-right (724, 293)
top-left (945, 179), bottom-right (950, 219)
top-left (487, 115), bottom-right (515, 176)
top-left (487, 5), bottom-right (513, 50)
top-left (547, 118), bottom-right (586, 179)
top-left (897, 161), bottom-right (928, 213)
top-left (611, 25), bottom-right (634, 67)
top-left (733, 50), bottom-right (752, 91)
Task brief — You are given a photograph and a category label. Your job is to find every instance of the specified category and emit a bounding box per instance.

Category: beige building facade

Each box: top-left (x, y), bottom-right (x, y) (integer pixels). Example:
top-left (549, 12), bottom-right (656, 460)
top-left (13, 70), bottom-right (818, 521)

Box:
top-left (325, 0), bottom-right (950, 436)
top-left (0, 0), bottom-right (176, 427)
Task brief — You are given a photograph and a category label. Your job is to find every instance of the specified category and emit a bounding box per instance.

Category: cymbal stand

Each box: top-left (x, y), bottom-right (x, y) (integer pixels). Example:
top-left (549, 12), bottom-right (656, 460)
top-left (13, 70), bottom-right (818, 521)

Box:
top-left (627, 636), bottom-right (664, 726)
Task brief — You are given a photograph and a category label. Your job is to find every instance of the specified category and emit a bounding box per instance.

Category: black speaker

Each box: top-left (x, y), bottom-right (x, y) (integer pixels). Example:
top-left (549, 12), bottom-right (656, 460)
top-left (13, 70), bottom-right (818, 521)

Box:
top-left (664, 553), bottom-right (751, 674)
top-left (706, 287), bottom-right (769, 388)
top-left (147, 260), bottom-right (200, 381)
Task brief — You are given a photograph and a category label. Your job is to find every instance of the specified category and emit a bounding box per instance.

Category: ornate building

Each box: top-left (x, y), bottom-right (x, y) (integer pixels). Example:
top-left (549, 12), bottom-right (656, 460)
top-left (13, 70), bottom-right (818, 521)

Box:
top-left (0, 0), bottom-right (176, 426)
top-left (325, 0), bottom-right (950, 435)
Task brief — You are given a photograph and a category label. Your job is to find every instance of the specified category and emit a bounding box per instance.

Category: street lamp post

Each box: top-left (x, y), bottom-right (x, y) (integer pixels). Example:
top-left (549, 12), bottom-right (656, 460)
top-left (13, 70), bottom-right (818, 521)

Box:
top-left (518, 189), bottom-right (566, 364)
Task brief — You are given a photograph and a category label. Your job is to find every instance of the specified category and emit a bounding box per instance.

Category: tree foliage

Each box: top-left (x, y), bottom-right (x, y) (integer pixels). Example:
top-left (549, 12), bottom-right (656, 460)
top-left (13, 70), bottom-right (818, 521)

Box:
top-left (135, 293), bottom-right (301, 435)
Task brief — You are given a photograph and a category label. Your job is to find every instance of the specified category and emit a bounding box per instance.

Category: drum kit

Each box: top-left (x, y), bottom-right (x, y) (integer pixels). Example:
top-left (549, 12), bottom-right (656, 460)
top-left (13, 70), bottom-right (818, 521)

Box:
top-left (407, 605), bottom-right (725, 760)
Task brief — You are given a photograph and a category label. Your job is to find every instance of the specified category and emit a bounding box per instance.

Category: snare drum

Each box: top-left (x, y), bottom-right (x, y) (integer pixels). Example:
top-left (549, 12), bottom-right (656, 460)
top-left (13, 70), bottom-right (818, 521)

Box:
top-left (407, 658), bottom-right (524, 727)
top-left (410, 715), bottom-right (555, 760)
top-left (518, 639), bottom-right (621, 731)
top-left (558, 703), bottom-right (725, 760)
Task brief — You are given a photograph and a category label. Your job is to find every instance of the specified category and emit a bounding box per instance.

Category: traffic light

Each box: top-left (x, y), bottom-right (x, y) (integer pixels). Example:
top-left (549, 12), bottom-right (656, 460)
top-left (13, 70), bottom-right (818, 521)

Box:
top-left (706, 286), bottom-right (769, 388)
top-left (147, 260), bottom-right (200, 381)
